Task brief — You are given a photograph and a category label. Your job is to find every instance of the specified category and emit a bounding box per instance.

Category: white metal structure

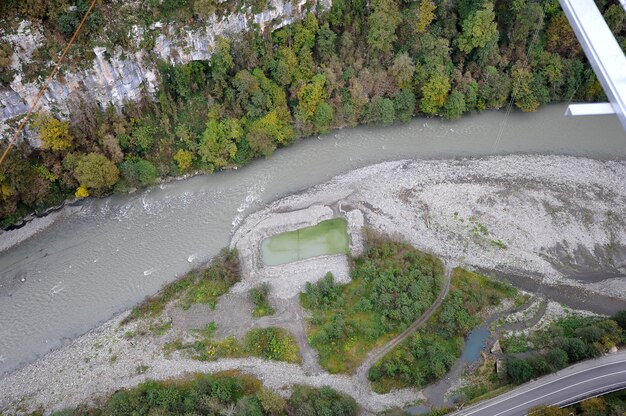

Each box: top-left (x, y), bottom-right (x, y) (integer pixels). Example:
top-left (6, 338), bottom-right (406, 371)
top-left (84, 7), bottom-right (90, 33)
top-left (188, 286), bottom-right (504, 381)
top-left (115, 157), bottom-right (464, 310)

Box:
top-left (559, 0), bottom-right (626, 131)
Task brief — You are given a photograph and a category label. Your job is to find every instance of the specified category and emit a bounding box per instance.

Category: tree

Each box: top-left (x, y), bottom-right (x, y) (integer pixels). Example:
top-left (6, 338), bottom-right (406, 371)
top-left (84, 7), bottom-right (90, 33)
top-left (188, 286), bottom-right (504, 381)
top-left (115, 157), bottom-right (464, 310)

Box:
top-left (614, 310), bottom-right (626, 330)
top-left (545, 348), bottom-right (568, 371)
top-left (198, 107), bottom-right (243, 170)
top-left (527, 405), bottom-right (569, 416)
top-left (75, 185), bottom-right (89, 198)
top-left (545, 13), bottom-right (581, 58)
top-left (296, 74), bottom-right (328, 121)
top-left (393, 89), bottom-right (415, 123)
top-left (235, 396), bottom-right (264, 416)
top-left (257, 388), bottom-right (286, 415)
top-left (479, 65), bottom-right (511, 109)
top-left (0, 172), bottom-right (13, 201)
top-left (415, 0), bottom-right (436, 34)
top-left (271, 47), bottom-right (297, 86)
top-left (389, 53), bottom-right (414, 90)
top-left (131, 125), bottom-right (156, 153)
top-left (506, 355), bottom-right (533, 384)
top-left (316, 22), bottom-right (337, 62)
top-left (0, 42), bottom-right (13, 84)
top-left (246, 109), bottom-right (294, 157)
top-left (174, 149), bottom-right (194, 172)
top-left (368, 97), bottom-right (395, 125)
top-left (561, 337), bottom-right (588, 362)
top-left (456, 2), bottom-right (498, 54)
top-left (579, 397), bottom-right (607, 416)
top-left (210, 37), bottom-right (234, 98)
top-left (57, 0), bottom-right (103, 38)
top-left (443, 91), bottom-right (466, 120)
top-left (193, 0), bottom-right (216, 18)
top-left (35, 114), bottom-right (73, 151)
top-left (120, 159), bottom-right (158, 187)
top-left (367, 0), bottom-right (401, 55)
top-left (420, 74), bottom-right (450, 115)
top-left (294, 13), bottom-right (319, 53)
top-left (314, 102), bottom-right (334, 132)
top-left (72, 153), bottom-right (119, 195)
top-left (511, 62), bottom-right (540, 112)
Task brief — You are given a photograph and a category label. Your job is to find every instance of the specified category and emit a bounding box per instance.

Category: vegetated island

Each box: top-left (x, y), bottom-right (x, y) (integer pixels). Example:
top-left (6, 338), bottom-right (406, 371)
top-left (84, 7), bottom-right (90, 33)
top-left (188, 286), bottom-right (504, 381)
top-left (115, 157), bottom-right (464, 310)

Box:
top-left (1, 155), bottom-right (625, 415)
top-left (1, 0), bottom-right (625, 227)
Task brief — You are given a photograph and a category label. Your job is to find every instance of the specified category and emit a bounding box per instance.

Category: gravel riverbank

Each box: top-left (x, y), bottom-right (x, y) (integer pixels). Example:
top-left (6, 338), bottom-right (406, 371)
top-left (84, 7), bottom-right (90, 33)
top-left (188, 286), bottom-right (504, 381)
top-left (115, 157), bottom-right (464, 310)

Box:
top-left (1, 155), bottom-right (625, 414)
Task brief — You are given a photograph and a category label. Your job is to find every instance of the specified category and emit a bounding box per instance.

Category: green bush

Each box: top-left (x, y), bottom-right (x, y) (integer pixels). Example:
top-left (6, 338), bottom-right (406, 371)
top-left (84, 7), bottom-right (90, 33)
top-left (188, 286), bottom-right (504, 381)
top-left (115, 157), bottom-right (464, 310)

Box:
top-left (249, 282), bottom-right (274, 317)
top-left (120, 159), bottom-right (159, 187)
top-left (289, 385), bottom-right (358, 416)
top-left (506, 355), bottom-right (534, 384)
top-left (243, 327), bottom-right (300, 363)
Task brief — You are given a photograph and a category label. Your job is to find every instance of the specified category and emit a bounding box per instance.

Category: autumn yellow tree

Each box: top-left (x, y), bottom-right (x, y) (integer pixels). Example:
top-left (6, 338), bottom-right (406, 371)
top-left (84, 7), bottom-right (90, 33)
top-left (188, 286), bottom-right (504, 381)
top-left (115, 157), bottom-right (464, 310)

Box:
top-left (511, 62), bottom-right (540, 112)
top-left (415, 0), bottom-right (436, 34)
top-left (174, 149), bottom-right (194, 172)
top-left (35, 113), bottom-right (73, 151)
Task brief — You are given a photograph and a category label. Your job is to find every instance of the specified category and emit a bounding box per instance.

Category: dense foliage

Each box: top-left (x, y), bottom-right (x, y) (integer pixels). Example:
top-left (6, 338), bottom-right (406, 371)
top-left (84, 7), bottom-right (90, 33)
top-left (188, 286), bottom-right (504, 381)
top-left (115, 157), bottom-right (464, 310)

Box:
top-left (2, 0), bottom-right (625, 226)
top-left (369, 268), bottom-right (518, 392)
top-left (37, 373), bottom-right (358, 416)
top-left (123, 247), bottom-right (240, 323)
top-left (504, 313), bottom-right (625, 385)
top-left (301, 232), bottom-right (443, 373)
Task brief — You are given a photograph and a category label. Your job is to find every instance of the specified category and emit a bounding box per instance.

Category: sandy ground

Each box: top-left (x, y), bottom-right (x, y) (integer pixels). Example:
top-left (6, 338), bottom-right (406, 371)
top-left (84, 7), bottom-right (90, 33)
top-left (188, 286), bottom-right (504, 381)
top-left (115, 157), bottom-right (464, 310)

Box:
top-left (2, 155), bottom-right (626, 414)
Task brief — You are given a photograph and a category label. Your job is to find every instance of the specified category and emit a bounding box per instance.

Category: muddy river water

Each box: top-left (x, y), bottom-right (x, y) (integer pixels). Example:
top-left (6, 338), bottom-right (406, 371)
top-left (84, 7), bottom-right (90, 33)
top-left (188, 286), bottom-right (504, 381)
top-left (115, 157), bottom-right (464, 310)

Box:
top-left (1, 105), bottom-right (625, 376)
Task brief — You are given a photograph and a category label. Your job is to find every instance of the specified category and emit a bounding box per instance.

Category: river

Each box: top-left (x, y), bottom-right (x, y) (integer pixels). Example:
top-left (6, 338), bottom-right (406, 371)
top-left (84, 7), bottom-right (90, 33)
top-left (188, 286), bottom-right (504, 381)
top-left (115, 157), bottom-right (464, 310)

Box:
top-left (0, 105), bottom-right (625, 376)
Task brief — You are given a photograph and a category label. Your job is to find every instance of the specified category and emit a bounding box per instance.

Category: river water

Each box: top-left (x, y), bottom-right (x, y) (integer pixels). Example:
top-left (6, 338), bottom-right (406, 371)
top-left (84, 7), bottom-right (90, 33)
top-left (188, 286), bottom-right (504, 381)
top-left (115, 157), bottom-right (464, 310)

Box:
top-left (0, 105), bottom-right (625, 376)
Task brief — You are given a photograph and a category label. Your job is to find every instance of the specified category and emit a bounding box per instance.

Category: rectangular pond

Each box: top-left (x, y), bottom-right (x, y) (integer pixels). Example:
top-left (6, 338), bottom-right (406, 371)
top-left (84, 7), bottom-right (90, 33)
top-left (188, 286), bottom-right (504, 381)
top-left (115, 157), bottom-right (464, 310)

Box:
top-left (261, 218), bottom-right (349, 266)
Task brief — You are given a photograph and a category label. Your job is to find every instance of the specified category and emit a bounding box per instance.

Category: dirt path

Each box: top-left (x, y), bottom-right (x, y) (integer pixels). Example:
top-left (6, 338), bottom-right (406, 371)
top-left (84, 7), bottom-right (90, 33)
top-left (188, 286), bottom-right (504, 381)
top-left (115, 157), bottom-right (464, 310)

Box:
top-left (353, 263), bottom-right (453, 395)
top-left (259, 297), bottom-right (324, 375)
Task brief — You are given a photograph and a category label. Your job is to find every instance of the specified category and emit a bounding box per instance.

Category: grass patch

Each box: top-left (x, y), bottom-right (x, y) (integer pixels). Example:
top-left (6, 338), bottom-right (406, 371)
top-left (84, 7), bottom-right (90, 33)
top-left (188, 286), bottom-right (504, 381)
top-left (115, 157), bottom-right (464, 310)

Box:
top-left (500, 334), bottom-right (530, 353)
top-left (122, 248), bottom-right (240, 324)
top-left (249, 282), bottom-right (275, 317)
top-left (369, 268), bottom-right (518, 392)
top-left (301, 231), bottom-right (444, 373)
top-left (167, 325), bottom-right (301, 364)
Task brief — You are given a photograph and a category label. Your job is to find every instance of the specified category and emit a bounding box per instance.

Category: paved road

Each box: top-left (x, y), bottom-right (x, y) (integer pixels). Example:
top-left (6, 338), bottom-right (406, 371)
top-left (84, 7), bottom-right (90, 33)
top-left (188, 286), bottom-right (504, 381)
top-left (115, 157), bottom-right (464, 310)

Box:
top-left (451, 351), bottom-right (626, 416)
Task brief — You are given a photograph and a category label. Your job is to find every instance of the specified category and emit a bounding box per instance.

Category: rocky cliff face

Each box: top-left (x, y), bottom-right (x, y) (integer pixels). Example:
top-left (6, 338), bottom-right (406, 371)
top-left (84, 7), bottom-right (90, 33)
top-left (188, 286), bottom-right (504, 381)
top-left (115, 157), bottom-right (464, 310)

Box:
top-left (0, 0), bottom-right (330, 141)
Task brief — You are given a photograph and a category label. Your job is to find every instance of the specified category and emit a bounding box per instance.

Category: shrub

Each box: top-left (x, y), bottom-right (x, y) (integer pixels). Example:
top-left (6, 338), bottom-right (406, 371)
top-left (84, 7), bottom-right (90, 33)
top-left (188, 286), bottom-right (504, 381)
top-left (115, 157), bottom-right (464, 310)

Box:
top-left (506, 355), bottom-right (534, 384)
top-left (257, 388), bottom-right (287, 415)
top-left (249, 282), bottom-right (274, 317)
top-left (301, 272), bottom-right (345, 310)
top-left (545, 348), bottom-right (569, 371)
top-left (289, 385), bottom-right (358, 416)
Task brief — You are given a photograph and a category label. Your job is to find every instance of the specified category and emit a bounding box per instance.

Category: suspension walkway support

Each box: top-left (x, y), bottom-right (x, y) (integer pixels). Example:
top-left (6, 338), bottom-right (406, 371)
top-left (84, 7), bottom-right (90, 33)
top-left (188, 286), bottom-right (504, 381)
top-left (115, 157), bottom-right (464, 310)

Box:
top-left (559, 0), bottom-right (626, 132)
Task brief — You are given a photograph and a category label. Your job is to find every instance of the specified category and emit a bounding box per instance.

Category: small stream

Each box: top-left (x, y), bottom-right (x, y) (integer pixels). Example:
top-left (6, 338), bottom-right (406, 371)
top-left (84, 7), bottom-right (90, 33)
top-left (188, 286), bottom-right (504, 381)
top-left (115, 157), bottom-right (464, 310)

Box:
top-left (461, 327), bottom-right (491, 364)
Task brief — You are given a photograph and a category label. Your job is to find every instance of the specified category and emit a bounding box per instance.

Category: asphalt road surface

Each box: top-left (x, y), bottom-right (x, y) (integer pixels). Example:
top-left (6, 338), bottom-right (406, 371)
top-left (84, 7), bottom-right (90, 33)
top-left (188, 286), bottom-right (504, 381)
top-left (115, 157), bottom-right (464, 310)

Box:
top-left (451, 351), bottom-right (626, 416)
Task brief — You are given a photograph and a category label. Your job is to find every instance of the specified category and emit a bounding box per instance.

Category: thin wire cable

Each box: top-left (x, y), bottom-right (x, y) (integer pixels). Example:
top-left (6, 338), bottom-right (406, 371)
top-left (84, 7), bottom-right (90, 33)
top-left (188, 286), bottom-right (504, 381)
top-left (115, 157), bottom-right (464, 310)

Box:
top-left (491, 0), bottom-right (549, 153)
top-left (0, 0), bottom-right (98, 167)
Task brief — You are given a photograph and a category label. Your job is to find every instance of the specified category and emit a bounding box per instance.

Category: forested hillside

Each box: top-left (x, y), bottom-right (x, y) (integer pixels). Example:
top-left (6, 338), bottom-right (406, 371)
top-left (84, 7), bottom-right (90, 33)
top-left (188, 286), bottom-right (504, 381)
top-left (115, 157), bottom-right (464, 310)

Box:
top-left (0, 0), bottom-right (625, 227)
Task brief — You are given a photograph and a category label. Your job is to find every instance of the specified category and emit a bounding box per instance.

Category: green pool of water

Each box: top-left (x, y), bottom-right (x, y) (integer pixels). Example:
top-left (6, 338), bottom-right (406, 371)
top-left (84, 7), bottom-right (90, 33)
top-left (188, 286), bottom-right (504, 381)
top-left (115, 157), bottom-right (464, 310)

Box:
top-left (261, 218), bottom-right (349, 266)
